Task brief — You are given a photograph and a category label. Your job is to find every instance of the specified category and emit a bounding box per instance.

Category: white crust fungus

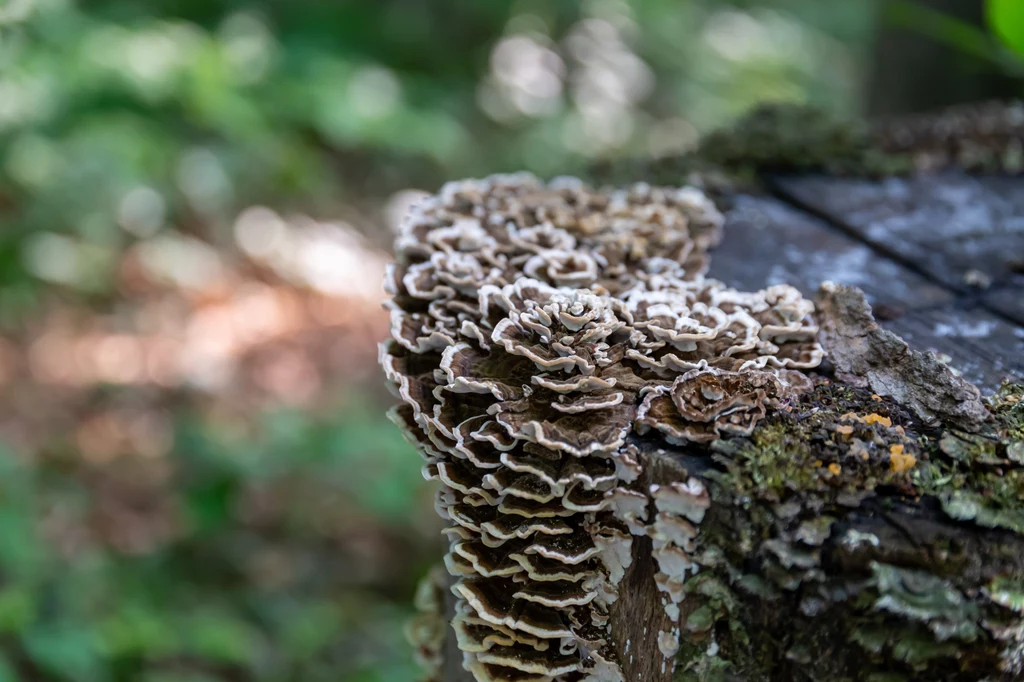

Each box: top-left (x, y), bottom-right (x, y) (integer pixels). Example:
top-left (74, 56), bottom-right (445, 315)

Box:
top-left (648, 479), bottom-right (713, 673)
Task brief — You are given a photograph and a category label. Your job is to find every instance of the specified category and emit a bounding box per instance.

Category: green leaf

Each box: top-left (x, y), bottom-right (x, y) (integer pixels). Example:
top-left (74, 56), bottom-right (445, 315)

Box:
top-left (0, 508), bottom-right (45, 579)
top-left (890, 0), bottom-right (1003, 63)
top-left (988, 0), bottom-right (1024, 55)
top-left (281, 603), bottom-right (342, 659)
top-left (97, 605), bottom-right (179, 659)
top-left (141, 673), bottom-right (220, 682)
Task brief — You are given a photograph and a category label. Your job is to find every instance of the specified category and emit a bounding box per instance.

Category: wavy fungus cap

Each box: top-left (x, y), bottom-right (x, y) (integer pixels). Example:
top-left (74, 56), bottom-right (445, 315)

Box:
top-left (382, 174), bottom-right (823, 681)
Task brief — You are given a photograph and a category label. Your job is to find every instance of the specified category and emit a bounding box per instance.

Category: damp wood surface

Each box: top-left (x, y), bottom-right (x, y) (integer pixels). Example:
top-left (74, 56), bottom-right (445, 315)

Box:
top-left (706, 171), bottom-right (1024, 392)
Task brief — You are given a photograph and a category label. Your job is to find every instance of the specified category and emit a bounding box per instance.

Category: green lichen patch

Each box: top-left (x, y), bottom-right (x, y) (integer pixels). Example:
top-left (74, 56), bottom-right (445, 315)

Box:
top-left (988, 575), bottom-right (1024, 613)
top-left (993, 382), bottom-right (1024, 443)
top-left (936, 489), bottom-right (1024, 534)
top-left (707, 381), bottom-right (922, 505)
top-left (662, 381), bottom-right (1024, 680)
top-left (870, 562), bottom-right (982, 642)
top-left (695, 104), bottom-right (905, 180)
top-left (673, 647), bottom-right (734, 682)
top-left (704, 380), bottom-right (1024, 537)
top-left (672, 572), bottom-right (755, 682)
top-left (852, 620), bottom-right (965, 668)
top-left (938, 431), bottom-right (1003, 465)
top-left (888, 627), bottom-right (962, 667)
top-left (909, 384), bottom-right (1024, 535)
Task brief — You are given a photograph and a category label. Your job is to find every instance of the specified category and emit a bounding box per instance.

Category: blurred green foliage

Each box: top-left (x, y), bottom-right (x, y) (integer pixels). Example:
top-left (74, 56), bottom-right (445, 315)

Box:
top-left (887, 0), bottom-right (1024, 77)
top-left (0, 399), bottom-right (432, 681)
top-left (988, 0), bottom-right (1024, 56)
top-left (0, 0), bottom-right (872, 313)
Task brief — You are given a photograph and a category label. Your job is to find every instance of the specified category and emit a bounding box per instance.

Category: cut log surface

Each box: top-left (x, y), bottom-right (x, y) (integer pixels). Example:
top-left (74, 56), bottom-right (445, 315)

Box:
top-left (986, 287), bottom-right (1024, 329)
top-left (884, 305), bottom-right (1024, 392)
top-left (709, 194), bottom-right (954, 311)
top-left (772, 173), bottom-right (1024, 293)
top-left (709, 172), bottom-right (1024, 391)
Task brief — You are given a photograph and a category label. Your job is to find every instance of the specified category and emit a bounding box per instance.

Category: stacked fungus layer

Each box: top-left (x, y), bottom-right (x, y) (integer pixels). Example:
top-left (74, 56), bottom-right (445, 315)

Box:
top-left (381, 174), bottom-right (824, 681)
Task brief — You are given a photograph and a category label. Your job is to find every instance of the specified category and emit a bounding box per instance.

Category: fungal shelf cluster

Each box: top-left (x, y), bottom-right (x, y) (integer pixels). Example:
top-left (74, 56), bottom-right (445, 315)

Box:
top-left (381, 174), bottom-right (824, 681)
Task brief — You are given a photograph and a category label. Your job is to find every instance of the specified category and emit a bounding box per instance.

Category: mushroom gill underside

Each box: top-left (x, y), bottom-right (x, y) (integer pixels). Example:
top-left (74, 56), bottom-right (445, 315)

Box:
top-left (381, 174), bottom-right (824, 682)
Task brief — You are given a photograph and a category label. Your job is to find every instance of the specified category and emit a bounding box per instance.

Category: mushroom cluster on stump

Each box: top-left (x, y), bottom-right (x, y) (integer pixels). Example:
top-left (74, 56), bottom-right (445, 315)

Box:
top-left (381, 174), bottom-right (824, 681)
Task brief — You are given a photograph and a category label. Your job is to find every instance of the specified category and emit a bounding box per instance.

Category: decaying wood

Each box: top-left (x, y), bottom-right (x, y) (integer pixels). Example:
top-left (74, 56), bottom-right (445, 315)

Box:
top-left (773, 173), bottom-right (1024, 297)
top-left (815, 282), bottom-right (990, 432)
top-left (435, 355), bottom-right (1024, 681)
top-left (605, 453), bottom-right (690, 682)
top-left (397, 105), bottom-right (1024, 682)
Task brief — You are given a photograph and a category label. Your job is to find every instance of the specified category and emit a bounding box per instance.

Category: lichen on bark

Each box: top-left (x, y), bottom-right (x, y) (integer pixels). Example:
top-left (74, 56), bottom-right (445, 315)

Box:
top-left (650, 369), bottom-right (1024, 681)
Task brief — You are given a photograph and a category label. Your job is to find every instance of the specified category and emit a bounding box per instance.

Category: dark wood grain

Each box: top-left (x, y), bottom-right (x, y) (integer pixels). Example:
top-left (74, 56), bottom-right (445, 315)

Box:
top-left (883, 303), bottom-right (1024, 391)
top-left (734, 173), bottom-right (1024, 392)
top-left (710, 195), bottom-right (953, 312)
top-left (983, 281), bottom-right (1024, 327)
top-left (772, 172), bottom-right (1024, 291)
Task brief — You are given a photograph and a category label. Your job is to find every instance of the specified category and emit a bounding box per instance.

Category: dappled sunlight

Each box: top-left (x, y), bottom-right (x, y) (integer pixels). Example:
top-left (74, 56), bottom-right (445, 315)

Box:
top-left (10, 207), bottom-right (390, 419)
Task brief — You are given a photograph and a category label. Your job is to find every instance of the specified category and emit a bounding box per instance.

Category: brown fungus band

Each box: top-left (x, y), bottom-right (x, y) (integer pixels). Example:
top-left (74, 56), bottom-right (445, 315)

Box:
top-left (381, 174), bottom-right (823, 681)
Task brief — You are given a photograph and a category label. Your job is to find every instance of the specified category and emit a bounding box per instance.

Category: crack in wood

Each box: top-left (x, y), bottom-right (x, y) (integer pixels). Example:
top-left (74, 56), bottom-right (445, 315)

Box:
top-left (767, 176), bottom-right (1024, 330)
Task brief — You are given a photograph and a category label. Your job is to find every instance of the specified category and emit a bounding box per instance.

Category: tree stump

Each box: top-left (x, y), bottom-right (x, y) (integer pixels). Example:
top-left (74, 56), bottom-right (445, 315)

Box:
top-left (390, 114), bottom-right (1024, 682)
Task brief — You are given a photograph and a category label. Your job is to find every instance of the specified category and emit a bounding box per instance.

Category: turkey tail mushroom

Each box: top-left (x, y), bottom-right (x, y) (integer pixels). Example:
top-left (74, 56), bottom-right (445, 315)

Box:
top-left (382, 174), bottom-right (824, 681)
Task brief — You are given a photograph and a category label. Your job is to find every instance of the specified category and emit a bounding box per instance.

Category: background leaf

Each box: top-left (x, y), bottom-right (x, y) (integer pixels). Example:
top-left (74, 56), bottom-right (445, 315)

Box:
top-left (989, 0), bottom-right (1024, 55)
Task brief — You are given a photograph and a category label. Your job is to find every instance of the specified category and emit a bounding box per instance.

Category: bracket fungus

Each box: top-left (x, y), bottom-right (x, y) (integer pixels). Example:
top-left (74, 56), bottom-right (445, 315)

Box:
top-left (382, 174), bottom-right (824, 681)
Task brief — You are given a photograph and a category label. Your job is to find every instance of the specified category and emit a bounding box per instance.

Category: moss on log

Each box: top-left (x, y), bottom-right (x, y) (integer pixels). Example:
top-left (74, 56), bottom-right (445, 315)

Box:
top-left (403, 101), bottom-right (1024, 682)
top-left (637, 378), bottom-right (1024, 681)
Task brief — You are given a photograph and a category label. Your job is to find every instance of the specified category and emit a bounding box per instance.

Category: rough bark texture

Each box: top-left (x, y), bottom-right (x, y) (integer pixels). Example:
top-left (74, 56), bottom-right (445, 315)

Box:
top-left (434, 368), bottom-right (1024, 681)
top-left (425, 197), bottom-right (1023, 679)
top-left (604, 452), bottom-right (698, 682)
top-left (637, 376), bottom-right (1024, 681)
top-left (815, 282), bottom-right (990, 432)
